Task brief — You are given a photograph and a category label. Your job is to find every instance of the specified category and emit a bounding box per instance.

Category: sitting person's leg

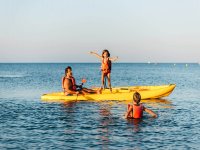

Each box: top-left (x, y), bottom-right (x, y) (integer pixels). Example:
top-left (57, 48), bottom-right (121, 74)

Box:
top-left (82, 87), bottom-right (102, 94)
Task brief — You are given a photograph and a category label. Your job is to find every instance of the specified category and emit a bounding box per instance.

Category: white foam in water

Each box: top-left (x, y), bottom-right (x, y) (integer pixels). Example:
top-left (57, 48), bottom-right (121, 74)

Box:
top-left (0, 74), bottom-right (28, 78)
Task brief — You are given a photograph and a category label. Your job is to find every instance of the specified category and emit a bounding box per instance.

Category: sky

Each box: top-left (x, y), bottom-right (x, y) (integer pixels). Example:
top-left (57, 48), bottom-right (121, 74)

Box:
top-left (0, 0), bottom-right (200, 63)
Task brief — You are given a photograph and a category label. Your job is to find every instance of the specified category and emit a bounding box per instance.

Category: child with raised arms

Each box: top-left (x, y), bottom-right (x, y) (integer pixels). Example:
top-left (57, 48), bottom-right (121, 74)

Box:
top-left (90, 49), bottom-right (118, 92)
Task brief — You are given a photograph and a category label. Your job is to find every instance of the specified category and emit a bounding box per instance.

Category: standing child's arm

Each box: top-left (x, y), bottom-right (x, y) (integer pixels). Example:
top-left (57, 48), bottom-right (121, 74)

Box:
top-left (109, 56), bottom-right (119, 62)
top-left (90, 51), bottom-right (102, 59)
top-left (144, 107), bottom-right (158, 118)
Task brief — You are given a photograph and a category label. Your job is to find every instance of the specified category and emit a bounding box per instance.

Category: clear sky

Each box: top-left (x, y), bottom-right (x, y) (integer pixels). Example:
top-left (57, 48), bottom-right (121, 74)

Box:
top-left (1, 0), bottom-right (200, 63)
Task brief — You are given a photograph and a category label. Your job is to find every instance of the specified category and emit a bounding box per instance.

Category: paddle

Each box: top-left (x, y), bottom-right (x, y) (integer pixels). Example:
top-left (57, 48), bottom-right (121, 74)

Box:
top-left (76, 78), bottom-right (87, 100)
top-left (77, 78), bottom-right (86, 91)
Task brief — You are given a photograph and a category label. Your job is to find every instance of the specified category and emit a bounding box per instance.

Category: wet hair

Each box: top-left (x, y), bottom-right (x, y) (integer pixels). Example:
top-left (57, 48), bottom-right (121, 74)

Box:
top-left (102, 49), bottom-right (110, 57)
top-left (133, 92), bottom-right (141, 104)
top-left (65, 66), bottom-right (72, 75)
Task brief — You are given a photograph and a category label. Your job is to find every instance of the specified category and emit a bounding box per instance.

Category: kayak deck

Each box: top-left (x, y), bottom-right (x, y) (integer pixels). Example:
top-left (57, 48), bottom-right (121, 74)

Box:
top-left (41, 84), bottom-right (176, 102)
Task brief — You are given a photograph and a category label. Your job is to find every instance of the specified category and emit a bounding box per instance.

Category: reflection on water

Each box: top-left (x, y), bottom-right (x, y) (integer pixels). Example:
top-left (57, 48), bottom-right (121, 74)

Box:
top-left (60, 101), bottom-right (77, 135)
top-left (43, 98), bottom-right (172, 108)
top-left (142, 99), bottom-right (172, 109)
top-left (63, 101), bottom-right (77, 109)
top-left (98, 102), bottom-right (112, 149)
top-left (126, 118), bottom-right (143, 132)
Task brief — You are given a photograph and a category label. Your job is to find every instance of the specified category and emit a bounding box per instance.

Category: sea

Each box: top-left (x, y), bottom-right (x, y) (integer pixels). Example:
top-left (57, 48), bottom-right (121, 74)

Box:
top-left (0, 63), bottom-right (200, 149)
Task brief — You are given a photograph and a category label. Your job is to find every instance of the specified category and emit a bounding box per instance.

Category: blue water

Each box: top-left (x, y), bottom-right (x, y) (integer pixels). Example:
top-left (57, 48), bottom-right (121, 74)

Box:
top-left (1, 63), bottom-right (200, 149)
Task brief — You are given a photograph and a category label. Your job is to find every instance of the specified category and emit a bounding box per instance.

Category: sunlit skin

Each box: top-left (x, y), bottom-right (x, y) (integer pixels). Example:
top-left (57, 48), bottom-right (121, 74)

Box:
top-left (62, 68), bottom-right (79, 95)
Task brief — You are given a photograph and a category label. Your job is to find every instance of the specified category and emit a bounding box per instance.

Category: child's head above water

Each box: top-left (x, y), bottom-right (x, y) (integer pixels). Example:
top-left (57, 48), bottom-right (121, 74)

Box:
top-left (102, 49), bottom-right (110, 58)
top-left (133, 92), bottom-right (141, 105)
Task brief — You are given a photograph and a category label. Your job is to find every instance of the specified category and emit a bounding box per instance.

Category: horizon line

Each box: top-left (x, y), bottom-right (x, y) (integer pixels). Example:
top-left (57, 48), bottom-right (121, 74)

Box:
top-left (0, 62), bottom-right (199, 64)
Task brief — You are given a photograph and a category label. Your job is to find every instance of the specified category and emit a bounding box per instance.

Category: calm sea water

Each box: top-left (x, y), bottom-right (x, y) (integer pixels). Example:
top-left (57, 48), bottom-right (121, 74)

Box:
top-left (0, 63), bottom-right (200, 149)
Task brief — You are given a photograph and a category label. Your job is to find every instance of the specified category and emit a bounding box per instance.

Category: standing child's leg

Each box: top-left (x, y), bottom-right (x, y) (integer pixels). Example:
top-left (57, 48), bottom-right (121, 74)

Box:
top-left (82, 88), bottom-right (102, 94)
top-left (107, 73), bottom-right (112, 92)
top-left (101, 73), bottom-right (105, 89)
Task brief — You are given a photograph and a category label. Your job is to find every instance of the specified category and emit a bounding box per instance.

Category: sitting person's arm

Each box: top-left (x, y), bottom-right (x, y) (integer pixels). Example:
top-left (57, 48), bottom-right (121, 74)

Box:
top-left (62, 77), bottom-right (65, 92)
top-left (144, 107), bottom-right (157, 118)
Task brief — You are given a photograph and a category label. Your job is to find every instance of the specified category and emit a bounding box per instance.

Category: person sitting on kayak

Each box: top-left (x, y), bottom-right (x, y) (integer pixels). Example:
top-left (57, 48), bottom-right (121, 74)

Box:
top-left (62, 66), bottom-right (102, 96)
top-left (90, 49), bottom-right (118, 92)
top-left (125, 92), bottom-right (157, 119)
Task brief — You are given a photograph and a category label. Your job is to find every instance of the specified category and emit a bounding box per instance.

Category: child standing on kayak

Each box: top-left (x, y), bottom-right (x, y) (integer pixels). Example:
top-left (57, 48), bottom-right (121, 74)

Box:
top-left (90, 49), bottom-right (118, 92)
top-left (125, 92), bottom-right (157, 119)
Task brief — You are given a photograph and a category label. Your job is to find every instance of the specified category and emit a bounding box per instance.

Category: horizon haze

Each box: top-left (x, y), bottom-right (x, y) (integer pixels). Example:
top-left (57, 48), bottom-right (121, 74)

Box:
top-left (1, 0), bottom-right (200, 63)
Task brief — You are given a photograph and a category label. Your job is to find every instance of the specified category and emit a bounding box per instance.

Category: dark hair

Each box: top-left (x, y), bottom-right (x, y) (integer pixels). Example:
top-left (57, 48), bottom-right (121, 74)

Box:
top-left (102, 49), bottom-right (110, 57)
top-left (133, 92), bottom-right (141, 104)
top-left (65, 66), bottom-right (72, 75)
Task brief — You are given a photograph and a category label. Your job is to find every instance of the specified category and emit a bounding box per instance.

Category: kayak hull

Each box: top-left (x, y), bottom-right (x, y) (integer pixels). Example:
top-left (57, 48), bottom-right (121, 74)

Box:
top-left (41, 84), bottom-right (176, 102)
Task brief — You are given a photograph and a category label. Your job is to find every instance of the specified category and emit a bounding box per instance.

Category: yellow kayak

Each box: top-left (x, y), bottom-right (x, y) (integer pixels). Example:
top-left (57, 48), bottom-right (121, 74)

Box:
top-left (41, 84), bottom-right (176, 102)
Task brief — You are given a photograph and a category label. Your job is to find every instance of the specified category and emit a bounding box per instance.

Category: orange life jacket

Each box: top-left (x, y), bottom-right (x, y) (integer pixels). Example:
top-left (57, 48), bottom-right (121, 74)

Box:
top-left (127, 104), bottom-right (144, 119)
top-left (64, 76), bottom-right (76, 91)
top-left (133, 104), bottom-right (144, 119)
top-left (101, 58), bottom-right (111, 74)
top-left (70, 76), bottom-right (76, 91)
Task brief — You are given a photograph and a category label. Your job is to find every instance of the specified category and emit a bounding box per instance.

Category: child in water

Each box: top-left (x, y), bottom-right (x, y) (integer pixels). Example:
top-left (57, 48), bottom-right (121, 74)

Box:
top-left (125, 92), bottom-right (157, 119)
top-left (90, 49), bottom-right (118, 91)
